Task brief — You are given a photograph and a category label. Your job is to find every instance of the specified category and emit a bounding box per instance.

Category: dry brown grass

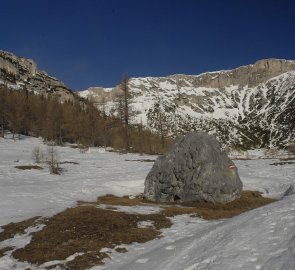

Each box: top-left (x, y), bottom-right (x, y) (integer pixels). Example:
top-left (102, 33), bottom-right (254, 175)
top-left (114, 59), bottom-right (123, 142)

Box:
top-left (95, 191), bottom-right (275, 220)
top-left (280, 158), bottom-right (295, 161)
top-left (115, 247), bottom-right (128, 253)
top-left (168, 191), bottom-right (275, 220)
top-left (0, 216), bottom-right (41, 242)
top-left (270, 161), bottom-right (295, 166)
top-left (125, 159), bottom-right (155, 162)
top-left (0, 247), bottom-right (14, 257)
top-left (15, 165), bottom-right (43, 170)
top-left (95, 194), bottom-right (147, 206)
top-left (58, 161), bottom-right (79, 165)
top-left (11, 206), bottom-right (170, 270)
top-left (0, 191), bottom-right (275, 270)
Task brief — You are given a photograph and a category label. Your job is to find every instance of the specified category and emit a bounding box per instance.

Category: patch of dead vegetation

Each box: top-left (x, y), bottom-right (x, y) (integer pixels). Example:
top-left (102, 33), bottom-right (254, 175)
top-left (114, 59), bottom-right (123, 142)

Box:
top-left (11, 206), bottom-right (171, 270)
top-left (3, 191), bottom-right (275, 270)
top-left (95, 194), bottom-right (147, 206)
top-left (0, 216), bottom-right (41, 242)
top-left (0, 246), bottom-right (14, 257)
top-left (125, 159), bottom-right (155, 162)
top-left (115, 247), bottom-right (128, 253)
top-left (94, 191), bottom-right (275, 219)
top-left (94, 191), bottom-right (275, 220)
top-left (15, 165), bottom-right (43, 170)
top-left (280, 157), bottom-right (295, 161)
top-left (270, 161), bottom-right (295, 166)
top-left (58, 161), bottom-right (79, 165)
top-left (172, 191), bottom-right (275, 220)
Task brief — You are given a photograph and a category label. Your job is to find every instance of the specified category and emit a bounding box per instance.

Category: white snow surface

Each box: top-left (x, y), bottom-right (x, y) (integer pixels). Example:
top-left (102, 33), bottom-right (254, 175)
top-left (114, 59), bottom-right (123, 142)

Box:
top-left (0, 135), bottom-right (154, 226)
top-left (0, 135), bottom-right (295, 270)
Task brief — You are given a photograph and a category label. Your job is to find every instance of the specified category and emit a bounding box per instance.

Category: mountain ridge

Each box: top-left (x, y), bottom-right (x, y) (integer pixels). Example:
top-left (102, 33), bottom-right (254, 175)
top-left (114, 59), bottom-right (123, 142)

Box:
top-left (80, 59), bottom-right (295, 149)
top-left (0, 50), bottom-right (294, 149)
top-left (0, 50), bottom-right (75, 102)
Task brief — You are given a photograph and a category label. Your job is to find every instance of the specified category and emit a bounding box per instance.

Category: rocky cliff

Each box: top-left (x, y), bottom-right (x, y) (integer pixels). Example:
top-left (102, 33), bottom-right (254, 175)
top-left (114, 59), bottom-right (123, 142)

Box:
top-left (0, 51), bottom-right (75, 102)
top-left (80, 59), bottom-right (295, 149)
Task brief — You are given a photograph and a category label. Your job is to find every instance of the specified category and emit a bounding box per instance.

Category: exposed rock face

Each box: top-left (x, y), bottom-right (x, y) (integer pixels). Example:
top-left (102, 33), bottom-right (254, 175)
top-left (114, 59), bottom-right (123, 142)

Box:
top-left (80, 59), bottom-right (295, 149)
top-left (0, 50), bottom-right (75, 102)
top-left (79, 86), bottom-right (122, 103)
top-left (144, 132), bottom-right (243, 203)
top-left (170, 59), bottom-right (295, 89)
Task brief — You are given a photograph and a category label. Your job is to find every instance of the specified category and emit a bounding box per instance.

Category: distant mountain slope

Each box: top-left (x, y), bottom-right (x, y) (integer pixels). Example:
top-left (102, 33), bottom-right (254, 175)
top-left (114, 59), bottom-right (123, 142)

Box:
top-left (79, 59), bottom-right (295, 149)
top-left (0, 50), bottom-right (75, 102)
top-left (1, 50), bottom-right (293, 149)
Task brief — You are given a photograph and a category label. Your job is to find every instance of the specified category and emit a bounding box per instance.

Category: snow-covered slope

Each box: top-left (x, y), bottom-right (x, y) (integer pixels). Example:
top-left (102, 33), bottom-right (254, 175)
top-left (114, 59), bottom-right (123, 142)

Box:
top-left (0, 135), bottom-right (295, 269)
top-left (79, 59), bottom-right (295, 149)
top-left (1, 51), bottom-right (293, 149)
top-left (98, 195), bottom-right (295, 270)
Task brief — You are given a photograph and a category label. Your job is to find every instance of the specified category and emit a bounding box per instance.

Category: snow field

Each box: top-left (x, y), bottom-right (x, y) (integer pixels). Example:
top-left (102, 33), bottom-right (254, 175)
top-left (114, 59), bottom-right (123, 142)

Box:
top-left (0, 135), bottom-right (294, 270)
top-left (0, 135), bottom-right (154, 226)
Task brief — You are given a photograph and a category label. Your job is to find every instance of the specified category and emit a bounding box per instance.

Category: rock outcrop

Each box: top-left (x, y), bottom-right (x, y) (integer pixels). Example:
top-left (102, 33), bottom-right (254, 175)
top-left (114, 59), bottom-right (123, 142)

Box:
top-left (0, 50), bottom-right (75, 102)
top-left (144, 132), bottom-right (243, 203)
top-left (169, 59), bottom-right (295, 89)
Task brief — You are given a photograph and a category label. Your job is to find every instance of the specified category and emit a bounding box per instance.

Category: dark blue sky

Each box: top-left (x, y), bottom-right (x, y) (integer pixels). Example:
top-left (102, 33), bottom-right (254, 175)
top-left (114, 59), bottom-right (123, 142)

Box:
top-left (1, 0), bottom-right (295, 90)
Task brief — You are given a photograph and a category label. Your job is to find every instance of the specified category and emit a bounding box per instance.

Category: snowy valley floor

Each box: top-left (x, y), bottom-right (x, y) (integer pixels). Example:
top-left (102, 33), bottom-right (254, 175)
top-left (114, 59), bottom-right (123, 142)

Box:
top-left (0, 135), bottom-right (294, 270)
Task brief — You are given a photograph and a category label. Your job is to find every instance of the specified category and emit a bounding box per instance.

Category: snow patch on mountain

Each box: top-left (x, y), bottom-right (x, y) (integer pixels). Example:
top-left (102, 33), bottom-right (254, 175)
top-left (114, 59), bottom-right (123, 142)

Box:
top-left (79, 60), bottom-right (295, 149)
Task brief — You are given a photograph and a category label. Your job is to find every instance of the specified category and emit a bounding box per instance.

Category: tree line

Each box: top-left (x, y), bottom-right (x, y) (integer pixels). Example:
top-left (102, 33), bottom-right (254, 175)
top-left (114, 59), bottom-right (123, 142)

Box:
top-left (0, 82), bottom-right (171, 154)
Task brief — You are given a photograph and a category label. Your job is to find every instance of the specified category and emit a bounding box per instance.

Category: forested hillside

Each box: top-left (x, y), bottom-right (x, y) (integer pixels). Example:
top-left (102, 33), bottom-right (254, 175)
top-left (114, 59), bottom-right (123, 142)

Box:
top-left (0, 86), bottom-right (168, 154)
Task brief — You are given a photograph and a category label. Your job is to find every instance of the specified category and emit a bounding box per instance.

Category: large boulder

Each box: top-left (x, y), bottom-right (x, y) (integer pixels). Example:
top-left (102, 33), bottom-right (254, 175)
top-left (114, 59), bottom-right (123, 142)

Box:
top-left (144, 132), bottom-right (243, 203)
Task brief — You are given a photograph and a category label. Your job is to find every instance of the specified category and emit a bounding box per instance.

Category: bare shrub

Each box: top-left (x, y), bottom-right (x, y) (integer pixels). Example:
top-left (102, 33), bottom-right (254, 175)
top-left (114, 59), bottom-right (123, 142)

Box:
top-left (32, 146), bottom-right (44, 163)
top-left (47, 146), bottom-right (61, 175)
top-left (78, 144), bottom-right (89, 153)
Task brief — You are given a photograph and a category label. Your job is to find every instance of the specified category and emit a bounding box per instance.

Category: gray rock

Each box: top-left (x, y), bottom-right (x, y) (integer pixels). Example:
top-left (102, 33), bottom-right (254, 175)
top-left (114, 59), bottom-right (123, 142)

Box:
top-left (0, 50), bottom-right (75, 103)
top-left (144, 132), bottom-right (243, 203)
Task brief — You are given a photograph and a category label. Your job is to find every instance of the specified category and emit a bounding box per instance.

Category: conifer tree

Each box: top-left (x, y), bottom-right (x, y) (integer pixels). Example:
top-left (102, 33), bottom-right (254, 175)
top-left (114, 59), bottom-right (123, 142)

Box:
top-left (118, 74), bottom-right (132, 151)
top-left (0, 86), bottom-right (168, 154)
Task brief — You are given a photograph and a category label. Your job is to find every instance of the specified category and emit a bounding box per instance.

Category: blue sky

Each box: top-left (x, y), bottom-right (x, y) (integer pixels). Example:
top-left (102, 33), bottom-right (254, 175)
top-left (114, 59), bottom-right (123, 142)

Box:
top-left (1, 0), bottom-right (295, 90)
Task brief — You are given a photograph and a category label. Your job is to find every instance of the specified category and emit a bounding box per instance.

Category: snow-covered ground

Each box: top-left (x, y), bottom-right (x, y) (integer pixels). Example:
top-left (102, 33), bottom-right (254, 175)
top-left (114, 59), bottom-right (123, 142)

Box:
top-left (0, 135), bottom-right (154, 226)
top-left (0, 135), bottom-right (294, 270)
